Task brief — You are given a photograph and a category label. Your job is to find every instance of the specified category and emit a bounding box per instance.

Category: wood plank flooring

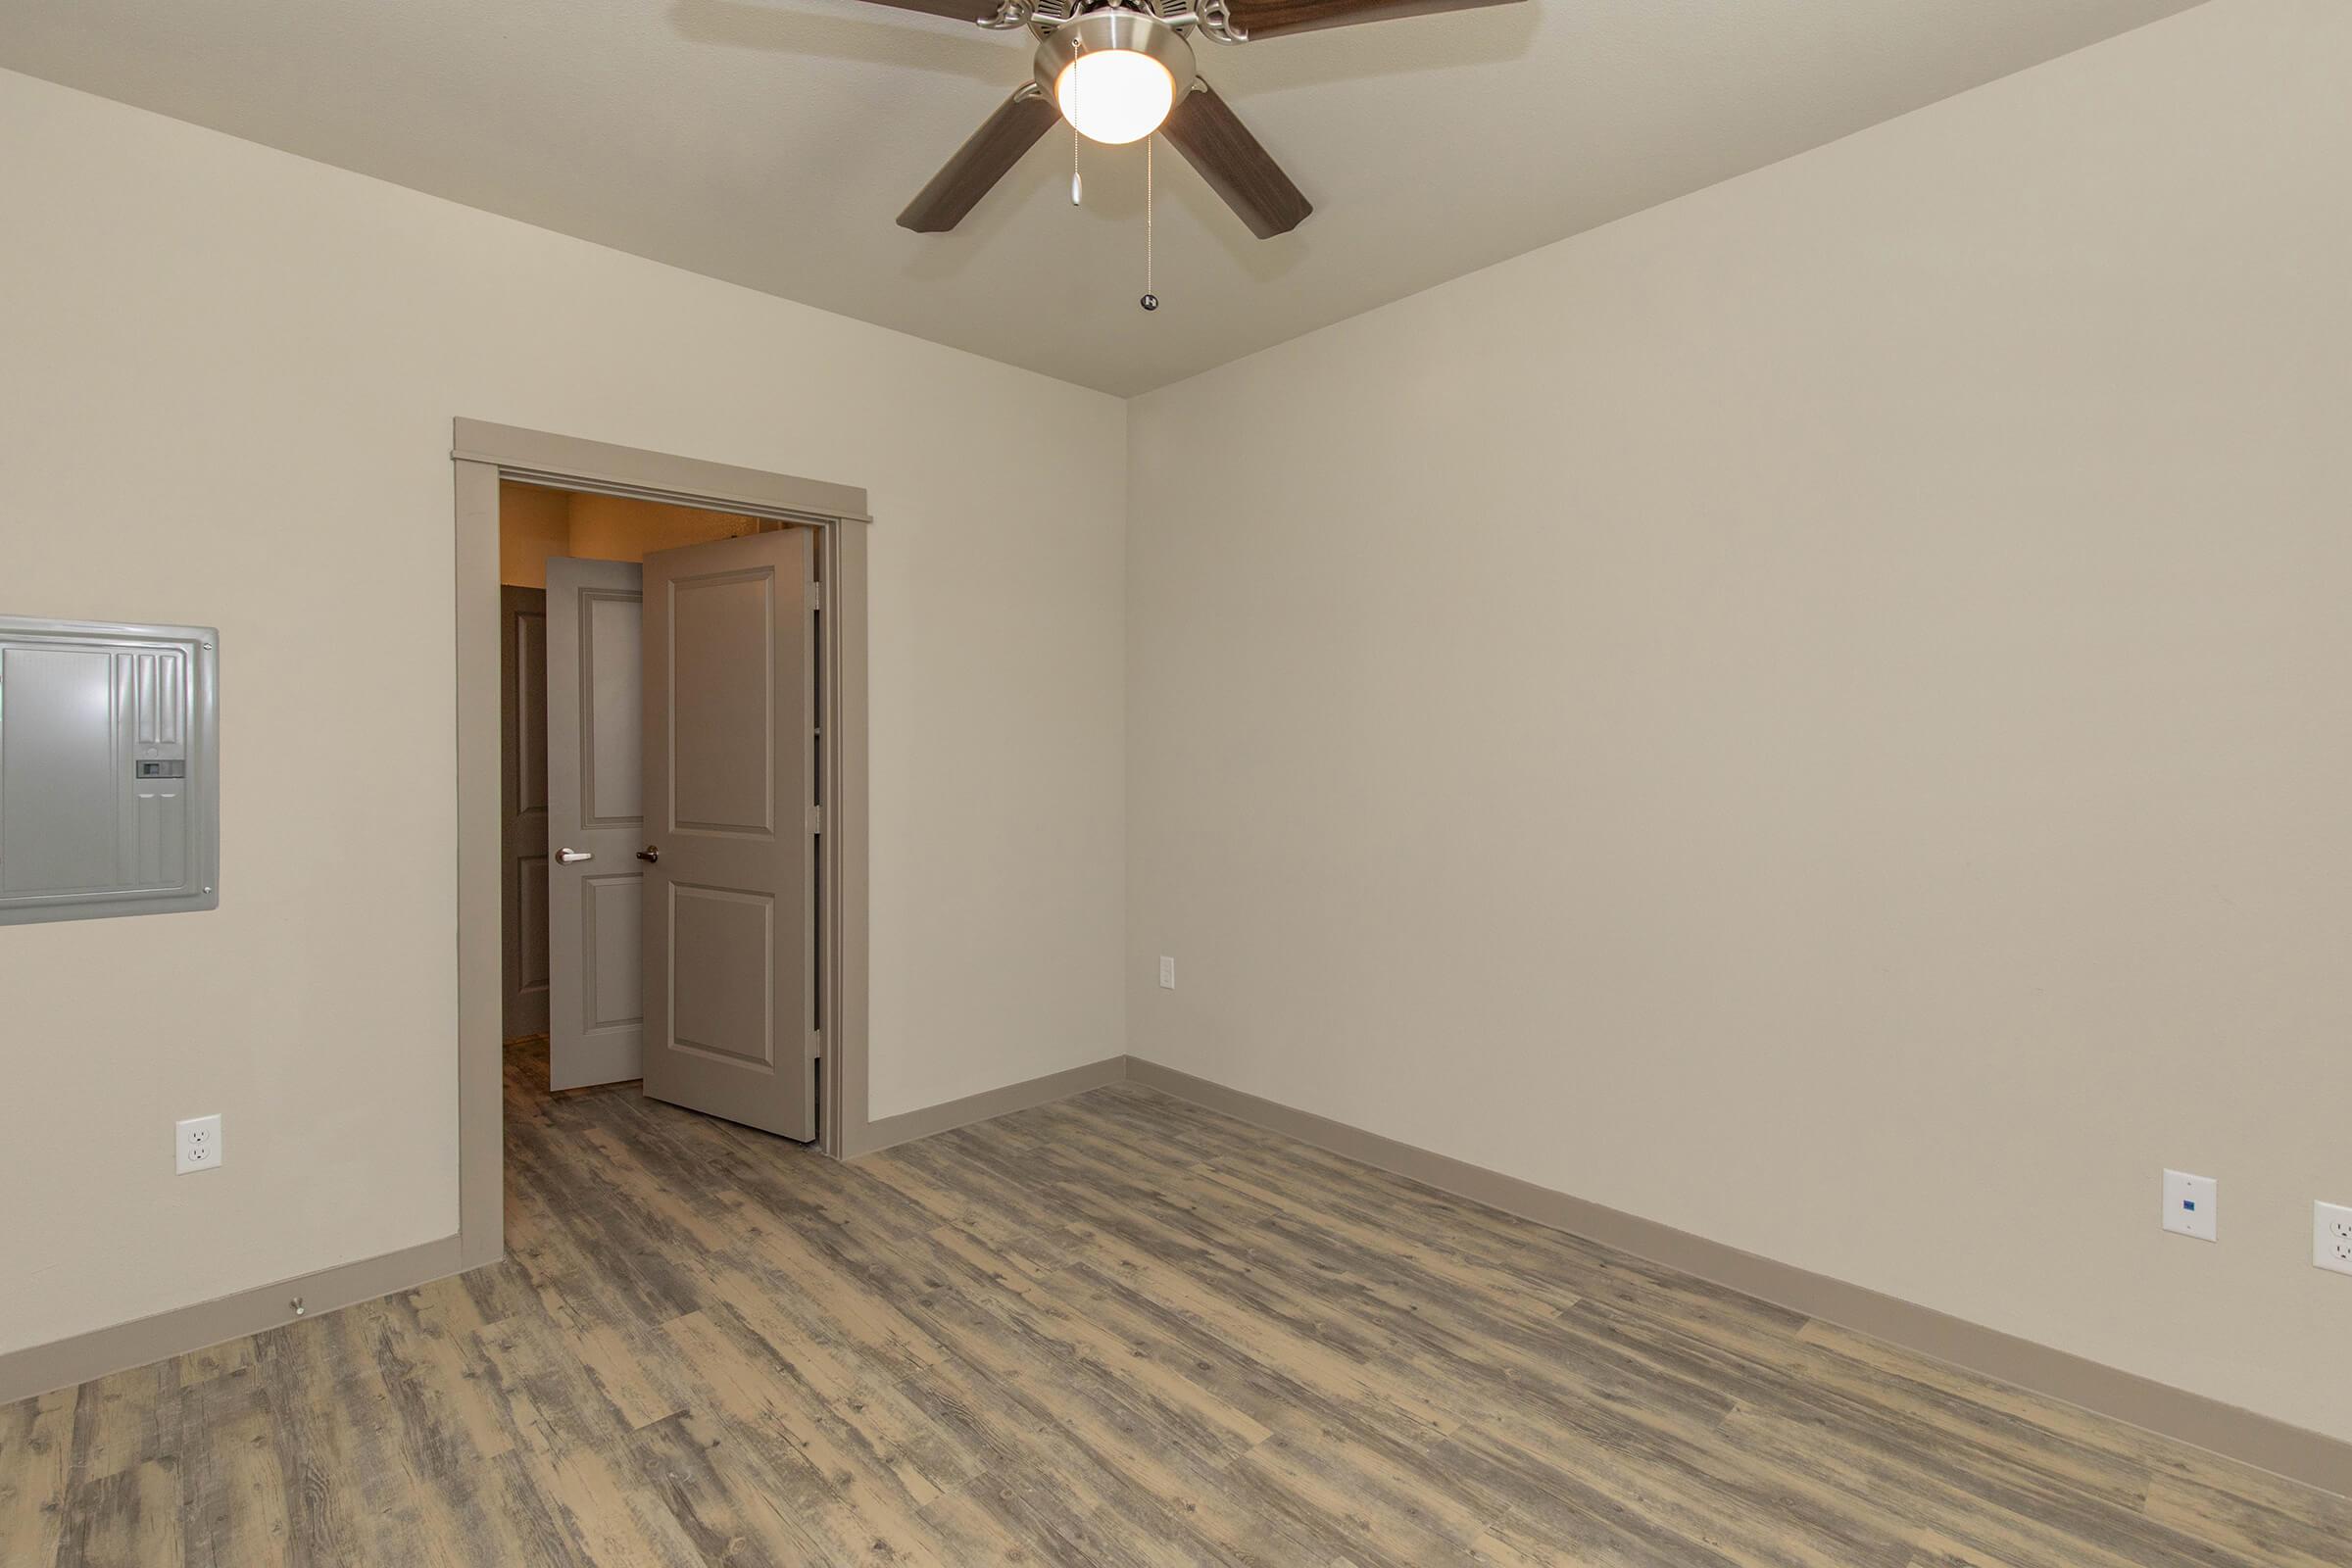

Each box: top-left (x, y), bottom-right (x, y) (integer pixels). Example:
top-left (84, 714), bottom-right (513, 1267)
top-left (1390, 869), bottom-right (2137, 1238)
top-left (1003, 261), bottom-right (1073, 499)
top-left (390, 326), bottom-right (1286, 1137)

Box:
top-left (5, 1040), bottom-right (2347, 1566)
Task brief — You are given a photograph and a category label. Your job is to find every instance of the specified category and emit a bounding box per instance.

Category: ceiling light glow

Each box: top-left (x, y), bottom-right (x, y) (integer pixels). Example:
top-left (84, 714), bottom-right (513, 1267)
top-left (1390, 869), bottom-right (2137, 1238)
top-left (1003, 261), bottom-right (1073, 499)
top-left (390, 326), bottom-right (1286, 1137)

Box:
top-left (1035, 10), bottom-right (1195, 149)
top-left (1056, 49), bottom-right (1175, 145)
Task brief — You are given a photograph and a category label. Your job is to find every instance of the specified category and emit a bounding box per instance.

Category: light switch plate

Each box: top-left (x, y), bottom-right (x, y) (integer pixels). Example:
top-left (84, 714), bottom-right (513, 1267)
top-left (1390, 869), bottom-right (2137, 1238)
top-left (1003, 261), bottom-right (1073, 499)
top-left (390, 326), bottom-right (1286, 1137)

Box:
top-left (1158, 956), bottom-right (1176, 990)
top-left (2162, 1169), bottom-right (2217, 1242)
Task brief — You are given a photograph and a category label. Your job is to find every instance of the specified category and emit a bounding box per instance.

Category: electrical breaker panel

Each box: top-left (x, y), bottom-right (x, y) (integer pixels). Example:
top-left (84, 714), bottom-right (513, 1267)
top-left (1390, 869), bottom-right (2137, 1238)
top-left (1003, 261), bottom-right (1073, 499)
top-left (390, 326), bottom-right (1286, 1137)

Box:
top-left (0, 615), bottom-right (219, 925)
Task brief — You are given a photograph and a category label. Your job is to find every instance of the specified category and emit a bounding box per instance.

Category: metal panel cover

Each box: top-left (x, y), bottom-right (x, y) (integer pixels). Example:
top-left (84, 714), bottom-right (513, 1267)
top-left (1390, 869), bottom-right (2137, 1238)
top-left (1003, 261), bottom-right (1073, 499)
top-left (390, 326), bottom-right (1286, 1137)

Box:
top-left (0, 616), bottom-right (219, 925)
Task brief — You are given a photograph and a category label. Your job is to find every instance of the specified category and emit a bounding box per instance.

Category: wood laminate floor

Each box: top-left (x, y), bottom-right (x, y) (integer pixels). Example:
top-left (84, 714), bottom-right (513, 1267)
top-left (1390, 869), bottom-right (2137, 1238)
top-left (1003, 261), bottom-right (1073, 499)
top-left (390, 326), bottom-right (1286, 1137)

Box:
top-left (4, 1042), bottom-right (2347, 1566)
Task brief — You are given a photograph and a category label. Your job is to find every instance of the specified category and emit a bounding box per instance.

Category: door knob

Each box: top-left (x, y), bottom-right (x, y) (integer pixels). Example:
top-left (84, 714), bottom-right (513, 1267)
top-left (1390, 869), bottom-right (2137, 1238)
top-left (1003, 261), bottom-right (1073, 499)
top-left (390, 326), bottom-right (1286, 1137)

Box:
top-left (636, 846), bottom-right (661, 863)
top-left (557, 848), bottom-right (593, 864)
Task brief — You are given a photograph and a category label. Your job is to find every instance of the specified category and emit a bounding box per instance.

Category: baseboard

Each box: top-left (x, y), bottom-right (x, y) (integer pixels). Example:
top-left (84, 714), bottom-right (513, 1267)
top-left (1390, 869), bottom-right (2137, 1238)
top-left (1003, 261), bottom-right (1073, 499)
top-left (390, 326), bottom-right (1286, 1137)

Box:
top-left (13, 1061), bottom-right (2345, 1498)
top-left (1126, 1056), bottom-right (2352, 1500)
top-left (0, 1233), bottom-right (466, 1406)
top-left (845, 1054), bottom-right (1131, 1158)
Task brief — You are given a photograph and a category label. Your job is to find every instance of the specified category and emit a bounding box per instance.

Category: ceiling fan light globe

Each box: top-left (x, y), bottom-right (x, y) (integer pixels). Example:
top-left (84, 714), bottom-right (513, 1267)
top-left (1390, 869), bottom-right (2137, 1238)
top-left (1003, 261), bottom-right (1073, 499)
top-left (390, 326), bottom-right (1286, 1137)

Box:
top-left (1056, 51), bottom-right (1175, 145)
top-left (1035, 10), bottom-right (1196, 146)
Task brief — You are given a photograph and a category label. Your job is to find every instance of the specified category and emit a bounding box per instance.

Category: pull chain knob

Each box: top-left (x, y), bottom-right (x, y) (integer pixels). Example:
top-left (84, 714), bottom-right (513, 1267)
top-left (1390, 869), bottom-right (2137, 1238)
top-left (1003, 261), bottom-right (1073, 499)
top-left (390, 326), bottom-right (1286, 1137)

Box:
top-left (1139, 135), bottom-right (1157, 314)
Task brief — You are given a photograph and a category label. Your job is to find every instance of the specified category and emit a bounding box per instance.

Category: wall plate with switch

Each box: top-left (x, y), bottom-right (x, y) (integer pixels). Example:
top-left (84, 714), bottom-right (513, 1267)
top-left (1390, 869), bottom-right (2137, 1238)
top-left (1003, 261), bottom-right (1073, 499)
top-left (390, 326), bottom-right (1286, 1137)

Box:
top-left (1158, 956), bottom-right (1176, 989)
top-left (2161, 1169), bottom-right (2216, 1242)
top-left (176, 1114), bottom-right (223, 1174)
top-left (2316, 1201), bottom-right (2352, 1277)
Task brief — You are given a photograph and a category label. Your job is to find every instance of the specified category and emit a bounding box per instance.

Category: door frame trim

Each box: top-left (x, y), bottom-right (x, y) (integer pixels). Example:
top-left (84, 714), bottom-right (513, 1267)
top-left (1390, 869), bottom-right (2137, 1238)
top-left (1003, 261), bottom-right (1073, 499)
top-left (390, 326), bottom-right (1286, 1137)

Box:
top-left (453, 418), bottom-right (871, 1269)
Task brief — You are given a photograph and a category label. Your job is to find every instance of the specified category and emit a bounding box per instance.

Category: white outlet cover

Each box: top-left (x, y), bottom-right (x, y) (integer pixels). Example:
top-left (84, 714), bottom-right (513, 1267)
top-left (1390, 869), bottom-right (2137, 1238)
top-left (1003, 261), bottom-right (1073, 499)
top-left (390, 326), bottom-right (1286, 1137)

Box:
top-left (2317, 1201), bottom-right (2352, 1277)
top-left (1158, 956), bottom-right (1176, 989)
top-left (176, 1113), bottom-right (222, 1174)
top-left (2162, 1169), bottom-right (2217, 1242)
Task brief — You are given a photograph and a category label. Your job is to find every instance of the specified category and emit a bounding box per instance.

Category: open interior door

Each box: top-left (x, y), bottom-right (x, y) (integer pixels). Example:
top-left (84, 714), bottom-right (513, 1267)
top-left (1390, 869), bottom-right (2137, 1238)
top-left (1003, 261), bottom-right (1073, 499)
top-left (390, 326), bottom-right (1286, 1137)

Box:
top-left (639, 529), bottom-right (818, 1141)
top-left (544, 557), bottom-right (648, 1090)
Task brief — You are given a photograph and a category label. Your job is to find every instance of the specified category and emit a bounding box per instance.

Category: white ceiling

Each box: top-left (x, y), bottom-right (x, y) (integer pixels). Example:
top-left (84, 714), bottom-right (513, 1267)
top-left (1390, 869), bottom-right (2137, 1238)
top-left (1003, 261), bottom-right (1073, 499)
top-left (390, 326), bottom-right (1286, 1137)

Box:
top-left (1, 0), bottom-right (2200, 394)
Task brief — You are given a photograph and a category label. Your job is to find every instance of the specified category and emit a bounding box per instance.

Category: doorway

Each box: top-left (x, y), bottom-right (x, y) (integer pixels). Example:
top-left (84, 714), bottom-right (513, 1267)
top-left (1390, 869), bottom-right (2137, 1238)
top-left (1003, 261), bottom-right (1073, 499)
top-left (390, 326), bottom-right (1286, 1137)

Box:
top-left (499, 485), bottom-right (812, 1100)
top-left (453, 421), bottom-right (872, 1271)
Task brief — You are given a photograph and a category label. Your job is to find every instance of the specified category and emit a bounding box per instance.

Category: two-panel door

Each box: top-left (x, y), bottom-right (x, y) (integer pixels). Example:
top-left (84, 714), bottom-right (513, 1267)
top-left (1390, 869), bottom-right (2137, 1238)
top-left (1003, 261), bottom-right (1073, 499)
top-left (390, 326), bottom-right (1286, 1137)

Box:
top-left (542, 531), bottom-right (819, 1137)
top-left (545, 558), bottom-right (650, 1091)
top-left (639, 529), bottom-right (819, 1141)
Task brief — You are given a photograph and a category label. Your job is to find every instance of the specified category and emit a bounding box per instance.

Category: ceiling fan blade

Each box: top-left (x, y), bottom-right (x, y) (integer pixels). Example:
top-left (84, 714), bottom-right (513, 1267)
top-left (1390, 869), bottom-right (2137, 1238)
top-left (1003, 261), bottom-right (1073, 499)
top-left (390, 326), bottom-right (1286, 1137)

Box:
top-left (1224, 0), bottom-right (1522, 40)
top-left (898, 87), bottom-right (1061, 233)
top-left (850, 0), bottom-right (1004, 22)
top-left (1159, 80), bottom-right (1312, 240)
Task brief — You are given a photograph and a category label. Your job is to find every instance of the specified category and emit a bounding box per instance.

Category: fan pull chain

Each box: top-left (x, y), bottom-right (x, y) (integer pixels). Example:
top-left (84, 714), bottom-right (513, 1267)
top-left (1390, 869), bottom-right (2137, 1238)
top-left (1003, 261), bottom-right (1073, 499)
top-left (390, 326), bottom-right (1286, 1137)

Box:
top-left (1071, 124), bottom-right (1082, 206)
top-left (1140, 136), bottom-right (1158, 313)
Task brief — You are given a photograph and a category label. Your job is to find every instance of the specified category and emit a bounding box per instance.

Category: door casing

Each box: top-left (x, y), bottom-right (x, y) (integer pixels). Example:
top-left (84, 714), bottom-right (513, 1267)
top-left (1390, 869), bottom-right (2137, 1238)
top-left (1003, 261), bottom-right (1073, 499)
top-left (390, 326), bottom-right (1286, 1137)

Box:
top-left (453, 419), bottom-right (871, 1271)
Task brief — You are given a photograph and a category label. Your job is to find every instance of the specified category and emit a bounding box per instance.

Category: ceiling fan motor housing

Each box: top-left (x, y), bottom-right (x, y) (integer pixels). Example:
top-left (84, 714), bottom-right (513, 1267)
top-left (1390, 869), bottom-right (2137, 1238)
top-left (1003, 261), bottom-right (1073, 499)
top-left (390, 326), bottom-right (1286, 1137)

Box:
top-left (1034, 8), bottom-right (1198, 103)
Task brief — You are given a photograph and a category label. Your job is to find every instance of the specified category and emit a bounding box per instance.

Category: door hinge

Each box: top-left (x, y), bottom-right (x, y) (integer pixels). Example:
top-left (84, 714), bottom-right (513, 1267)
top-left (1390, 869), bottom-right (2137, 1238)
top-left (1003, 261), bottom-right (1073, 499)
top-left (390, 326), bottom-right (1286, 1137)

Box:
top-left (806, 581), bottom-right (821, 612)
top-left (808, 805), bottom-right (823, 835)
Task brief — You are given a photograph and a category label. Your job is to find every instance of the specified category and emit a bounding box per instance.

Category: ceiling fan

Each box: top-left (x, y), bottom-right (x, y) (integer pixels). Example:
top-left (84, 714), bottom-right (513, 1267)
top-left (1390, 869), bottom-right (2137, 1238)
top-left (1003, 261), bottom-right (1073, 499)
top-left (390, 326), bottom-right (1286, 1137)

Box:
top-left (865, 0), bottom-right (1525, 240)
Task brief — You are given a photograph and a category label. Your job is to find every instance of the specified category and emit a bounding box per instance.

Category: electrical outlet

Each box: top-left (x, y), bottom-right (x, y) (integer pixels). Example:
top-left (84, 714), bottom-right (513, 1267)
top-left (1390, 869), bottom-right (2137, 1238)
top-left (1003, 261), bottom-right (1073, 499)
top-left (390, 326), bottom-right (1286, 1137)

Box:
top-left (1158, 956), bottom-right (1176, 989)
top-left (2161, 1169), bottom-right (2216, 1242)
top-left (2317, 1201), bottom-right (2352, 1277)
top-left (176, 1114), bottom-right (222, 1174)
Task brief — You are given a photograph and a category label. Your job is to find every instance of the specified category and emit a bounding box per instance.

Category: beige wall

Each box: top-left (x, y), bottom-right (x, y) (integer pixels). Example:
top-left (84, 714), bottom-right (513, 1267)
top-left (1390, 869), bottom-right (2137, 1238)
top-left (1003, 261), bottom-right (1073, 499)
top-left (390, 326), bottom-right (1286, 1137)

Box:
top-left (0, 68), bottom-right (1126, 1357)
top-left (498, 485), bottom-right (767, 588)
top-left (1127, 0), bottom-right (2352, 1444)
